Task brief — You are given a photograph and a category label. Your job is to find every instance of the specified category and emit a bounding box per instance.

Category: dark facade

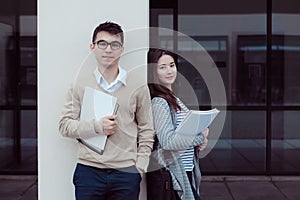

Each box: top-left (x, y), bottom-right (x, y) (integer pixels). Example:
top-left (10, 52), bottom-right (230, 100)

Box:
top-left (150, 0), bottom-right (300, 175)
top-left (0, 0), bottom-right (300, 175)
top-left (0, 0), bottom-right (37, 174)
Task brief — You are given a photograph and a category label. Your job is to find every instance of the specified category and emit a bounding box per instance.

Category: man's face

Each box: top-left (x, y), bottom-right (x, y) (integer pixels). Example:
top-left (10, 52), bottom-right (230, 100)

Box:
top-left (91, 31), bottom-right (124, 69)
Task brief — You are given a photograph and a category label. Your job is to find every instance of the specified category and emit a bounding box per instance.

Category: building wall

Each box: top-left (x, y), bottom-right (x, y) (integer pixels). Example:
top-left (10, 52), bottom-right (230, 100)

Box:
top-left (38, 0), bottom-right (149, 199)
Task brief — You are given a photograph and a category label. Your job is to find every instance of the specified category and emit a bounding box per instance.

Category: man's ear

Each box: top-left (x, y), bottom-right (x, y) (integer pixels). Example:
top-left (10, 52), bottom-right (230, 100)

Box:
top-left (90, 43), bottom-right (95, 50)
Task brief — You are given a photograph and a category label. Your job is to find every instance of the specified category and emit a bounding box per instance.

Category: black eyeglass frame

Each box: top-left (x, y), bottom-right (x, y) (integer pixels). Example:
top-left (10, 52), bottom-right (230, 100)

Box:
top-left (93, 39), bottom-right (123, 50)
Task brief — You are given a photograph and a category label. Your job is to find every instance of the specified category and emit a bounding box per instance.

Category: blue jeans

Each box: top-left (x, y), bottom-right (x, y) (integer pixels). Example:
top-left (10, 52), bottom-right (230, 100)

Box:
top-left (73, 163), bottom-right (142, 200)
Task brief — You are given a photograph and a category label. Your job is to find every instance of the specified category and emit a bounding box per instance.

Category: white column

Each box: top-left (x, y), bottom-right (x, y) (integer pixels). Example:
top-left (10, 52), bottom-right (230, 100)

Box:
top-left (38, 0), bottom-right (149, 199)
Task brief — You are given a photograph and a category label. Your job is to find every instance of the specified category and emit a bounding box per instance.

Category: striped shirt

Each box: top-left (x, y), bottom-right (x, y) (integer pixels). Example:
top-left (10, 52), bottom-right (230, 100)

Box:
top-left (176, 98), bottom-right (195, 171)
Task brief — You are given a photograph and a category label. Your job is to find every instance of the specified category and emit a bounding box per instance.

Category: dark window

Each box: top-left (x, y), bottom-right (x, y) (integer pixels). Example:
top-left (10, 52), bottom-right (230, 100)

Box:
top-left (0, 0), bottom-right (37, 174)
top-left (150, 0), bottom-right (300, 175)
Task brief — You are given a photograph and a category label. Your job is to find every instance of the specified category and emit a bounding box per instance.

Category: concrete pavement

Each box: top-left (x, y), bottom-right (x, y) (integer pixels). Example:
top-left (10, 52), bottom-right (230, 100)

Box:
top-left (1, 175), bottom-right (300, 200)
top-left (200, 176), bottom-right (300, 200)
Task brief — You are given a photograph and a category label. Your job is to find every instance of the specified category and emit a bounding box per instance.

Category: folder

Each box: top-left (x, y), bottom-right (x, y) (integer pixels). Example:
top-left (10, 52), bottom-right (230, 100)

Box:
top-left (175, 108), bottom-right (220, 136)
top-left (78, 87), bottom-right (118, 154)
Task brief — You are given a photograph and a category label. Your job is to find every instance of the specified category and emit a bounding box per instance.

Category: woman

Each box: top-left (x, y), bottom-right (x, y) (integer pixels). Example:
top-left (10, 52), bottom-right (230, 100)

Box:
top-left (147, 49), bottom-right (208, 200)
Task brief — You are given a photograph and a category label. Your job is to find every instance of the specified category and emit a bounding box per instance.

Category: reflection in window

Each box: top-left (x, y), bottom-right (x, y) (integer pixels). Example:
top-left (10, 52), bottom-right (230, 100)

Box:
top-left (272, 35), bottom-right (300, 106)
top-left (201, 111), bottom-right (266, 173)
top-left (237, 35), bottom-right (300, 105)
top-left (20, 110), bottom-right (37, 172)
top-left (236, 35), bottom-right (266, 105)
top-left (0, 23), bottom-right (14, 106)
top-left (0, 14), bottom-right (37, 174)
top-left (158, 36), bottom-right (228, 107)
top-left (272, 111), bottom-right (300, 172)
top-left (151, 0), bottom-right (300, 175)
top-left (0, 111), bottom-right (15, 170)
top-left (20, 36), bottom-right (37, 106)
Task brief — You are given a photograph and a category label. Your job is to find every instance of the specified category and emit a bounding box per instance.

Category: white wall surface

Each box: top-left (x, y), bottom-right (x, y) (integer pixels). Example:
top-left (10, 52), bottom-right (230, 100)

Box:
top-left (38, 0), bottom-right (149, 199)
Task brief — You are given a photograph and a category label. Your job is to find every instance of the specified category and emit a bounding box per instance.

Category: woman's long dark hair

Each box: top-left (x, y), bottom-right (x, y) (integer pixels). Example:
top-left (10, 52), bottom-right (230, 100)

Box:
top-left (148, 48), bottom-right (181, 111)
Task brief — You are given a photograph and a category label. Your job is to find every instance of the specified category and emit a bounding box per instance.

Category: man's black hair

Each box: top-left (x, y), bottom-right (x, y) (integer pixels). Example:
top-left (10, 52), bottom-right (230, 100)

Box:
top-left (92, 21), bottom-right (124, 44)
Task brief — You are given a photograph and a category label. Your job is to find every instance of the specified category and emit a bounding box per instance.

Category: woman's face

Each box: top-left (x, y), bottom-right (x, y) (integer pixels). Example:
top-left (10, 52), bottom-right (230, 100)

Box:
top-left (156, 54), bottom-right (177, 90)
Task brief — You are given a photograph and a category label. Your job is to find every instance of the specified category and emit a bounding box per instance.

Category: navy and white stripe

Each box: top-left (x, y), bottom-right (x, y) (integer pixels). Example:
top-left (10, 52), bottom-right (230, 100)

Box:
top-left (176, 98), bottom-right (195, 171)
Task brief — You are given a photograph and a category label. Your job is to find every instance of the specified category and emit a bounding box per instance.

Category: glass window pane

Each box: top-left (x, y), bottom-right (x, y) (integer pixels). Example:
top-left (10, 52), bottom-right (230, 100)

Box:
top-left (176, 56), bottom-right (211, 107)
top-left (150, 9), bottom-right (174, 49)
top-left (0, 110), bottom-right (37, 173)
top-left (271, 111), bottom-right (300, 172)
top-left (19, 110), bottom-right (37, 172)
top-left (0, 3), bottom-right (37, 175)
top-left (20, 16), bottom-right (37, 106)
top-left (150, 0), bottom-right (300, 175)
top-left (178, 0), bottom-right (266, 106)
top-left (272, 1), bottom-right (300, 105)
top-left (0, 15), bottom-right (37, 174)
top-left (201, 111), bottom-right (266, 173)
top-left (0, 111), bottom-right (15, 170)
top-left (0, 18), bottom-right (15, 106)
top-left (237, 36), bottom-right (266, 105)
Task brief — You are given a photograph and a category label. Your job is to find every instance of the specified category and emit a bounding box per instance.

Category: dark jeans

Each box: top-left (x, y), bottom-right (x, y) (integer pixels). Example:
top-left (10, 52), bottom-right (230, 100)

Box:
top-left (73, 163), bottom-right (141, 200)
top-left (186, 171), bottom-right (201, 200)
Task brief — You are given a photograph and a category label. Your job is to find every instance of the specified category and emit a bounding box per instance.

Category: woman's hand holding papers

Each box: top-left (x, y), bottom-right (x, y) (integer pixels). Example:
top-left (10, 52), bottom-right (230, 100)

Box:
top-left (198, 128), bottom-right (209, 151)
top-left (201, 128), bottom-right (209, 138)
top-left (102, 115), bottom-right (117, 136)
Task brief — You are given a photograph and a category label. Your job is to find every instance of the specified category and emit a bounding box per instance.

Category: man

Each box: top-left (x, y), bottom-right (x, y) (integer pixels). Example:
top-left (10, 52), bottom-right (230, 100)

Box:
top-left (59, 21), bottom-right (155, 200)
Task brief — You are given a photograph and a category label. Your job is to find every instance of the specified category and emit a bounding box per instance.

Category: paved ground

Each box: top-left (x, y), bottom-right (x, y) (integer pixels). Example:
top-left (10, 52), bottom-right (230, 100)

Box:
top-left (200, 176), bottom-right (300, 200)
top-left (0, 175), bottom-right (37, 200)
top-left (0, 175), bottom-right (300, 200)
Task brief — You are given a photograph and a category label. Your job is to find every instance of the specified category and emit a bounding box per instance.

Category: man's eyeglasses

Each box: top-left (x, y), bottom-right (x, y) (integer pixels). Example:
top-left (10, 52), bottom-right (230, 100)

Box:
top-left (93, 40), bottom-right (122, 50)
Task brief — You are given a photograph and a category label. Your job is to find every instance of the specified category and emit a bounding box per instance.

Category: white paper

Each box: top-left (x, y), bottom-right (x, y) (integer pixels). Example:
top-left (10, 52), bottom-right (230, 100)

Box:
top-left (175, 108), bottom-right (220, 136)
top-left (80, 87), bottom-right (117, 154)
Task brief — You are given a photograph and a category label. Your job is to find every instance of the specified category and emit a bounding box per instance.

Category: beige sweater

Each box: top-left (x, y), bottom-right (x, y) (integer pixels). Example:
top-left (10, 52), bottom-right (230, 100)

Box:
top-left (59, 66), bottom-right (155, 172)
